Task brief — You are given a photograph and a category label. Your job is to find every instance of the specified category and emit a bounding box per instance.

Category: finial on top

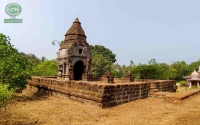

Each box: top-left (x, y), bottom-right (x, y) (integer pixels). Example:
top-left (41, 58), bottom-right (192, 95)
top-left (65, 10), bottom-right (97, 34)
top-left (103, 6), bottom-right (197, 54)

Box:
top-left (74, 17), bottom-right (80, 23)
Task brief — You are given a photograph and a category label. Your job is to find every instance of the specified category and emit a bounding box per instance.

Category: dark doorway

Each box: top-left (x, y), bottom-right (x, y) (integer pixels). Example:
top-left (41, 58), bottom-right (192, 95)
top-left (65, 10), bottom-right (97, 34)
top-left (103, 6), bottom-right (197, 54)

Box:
top-left (73, 60), bottom-right (84, 80)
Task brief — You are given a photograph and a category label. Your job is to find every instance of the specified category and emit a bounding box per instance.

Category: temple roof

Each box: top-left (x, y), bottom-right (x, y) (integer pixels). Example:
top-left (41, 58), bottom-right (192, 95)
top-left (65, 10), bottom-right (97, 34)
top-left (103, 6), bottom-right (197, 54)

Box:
top-left (191, 69), bottom-right (199, 76)
top-left (60, 18), bottom-right (88, 50)
top-left (65, 18), bottom-right (86, 36)
top-left (183, 66), bottom-right (200, 80)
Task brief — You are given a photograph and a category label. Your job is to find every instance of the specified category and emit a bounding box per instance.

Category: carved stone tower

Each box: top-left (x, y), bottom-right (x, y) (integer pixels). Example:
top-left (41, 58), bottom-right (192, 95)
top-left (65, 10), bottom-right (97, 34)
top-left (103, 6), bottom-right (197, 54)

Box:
top-left (57, 18), bottom-right (92, 80)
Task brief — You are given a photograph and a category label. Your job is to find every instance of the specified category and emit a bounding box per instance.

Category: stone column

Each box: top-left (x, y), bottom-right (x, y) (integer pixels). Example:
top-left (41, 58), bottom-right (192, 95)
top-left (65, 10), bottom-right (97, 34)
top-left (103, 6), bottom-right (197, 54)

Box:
top-left (66, 65), bottom-right (69, 75)
top-left (189, 82), bottom-right (192, 88)
top-left (64, 65), bottom-right (69, 80)
top-left (57, 65), bottom-right (60, 79)
top-left (63, 65), bottom-right (65, 74)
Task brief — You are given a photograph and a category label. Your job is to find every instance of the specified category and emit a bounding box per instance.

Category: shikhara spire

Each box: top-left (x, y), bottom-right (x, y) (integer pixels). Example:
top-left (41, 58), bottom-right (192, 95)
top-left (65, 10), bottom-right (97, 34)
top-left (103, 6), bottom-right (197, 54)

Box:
top-left (65, 18), bottom-right (86, 36)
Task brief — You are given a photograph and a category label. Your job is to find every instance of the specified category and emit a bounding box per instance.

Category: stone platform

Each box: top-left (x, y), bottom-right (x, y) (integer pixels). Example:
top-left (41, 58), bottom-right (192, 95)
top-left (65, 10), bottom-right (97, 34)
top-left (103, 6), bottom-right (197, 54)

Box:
top-left (22, 77), bottom-right (176, 108)
top-left (149, 89), bottom-right (200, 102)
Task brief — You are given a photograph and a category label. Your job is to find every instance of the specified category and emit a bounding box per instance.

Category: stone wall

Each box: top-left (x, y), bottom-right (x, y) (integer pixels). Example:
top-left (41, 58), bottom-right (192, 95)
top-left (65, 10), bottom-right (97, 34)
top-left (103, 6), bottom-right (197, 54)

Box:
top-left (23, 77), bottom-right (150, 108)
top-left (114, 78), bottom-right (134, 83)
top-left (149, 80), bottom-right (176, 92)
top-left (135, 79), bottom-right (159, 82)
top-left (22, 77), bottom-right (176, 108)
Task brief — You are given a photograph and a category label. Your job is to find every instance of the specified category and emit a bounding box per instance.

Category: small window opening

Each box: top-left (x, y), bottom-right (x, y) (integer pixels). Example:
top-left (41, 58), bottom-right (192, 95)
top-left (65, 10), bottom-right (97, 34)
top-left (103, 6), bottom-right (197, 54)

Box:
top-left (79, 49), bottom-right (82, 54)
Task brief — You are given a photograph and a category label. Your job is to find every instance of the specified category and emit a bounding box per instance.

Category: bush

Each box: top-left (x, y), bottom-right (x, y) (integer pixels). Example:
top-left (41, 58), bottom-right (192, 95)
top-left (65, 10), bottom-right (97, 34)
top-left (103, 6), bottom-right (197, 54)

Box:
top-left (33, 60), bottom-right (58, 76)
top-left (0, 84), bottom-right (13, 109)
top-left (179, 80), bottom-right (186, 87)
top-left (0, 33), bottom-right (33, 89)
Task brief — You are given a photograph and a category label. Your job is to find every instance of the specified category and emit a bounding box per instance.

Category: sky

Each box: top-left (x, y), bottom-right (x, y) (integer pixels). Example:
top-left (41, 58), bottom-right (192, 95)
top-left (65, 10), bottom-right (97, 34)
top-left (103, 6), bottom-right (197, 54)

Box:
top-left (1, 0), bottom-right (200, 66)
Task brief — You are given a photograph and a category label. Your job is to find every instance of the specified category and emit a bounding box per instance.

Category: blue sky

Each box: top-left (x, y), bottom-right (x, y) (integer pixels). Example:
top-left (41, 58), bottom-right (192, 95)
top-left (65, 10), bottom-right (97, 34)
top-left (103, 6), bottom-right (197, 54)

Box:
top-left (1, 0), bottom-right (200, 65)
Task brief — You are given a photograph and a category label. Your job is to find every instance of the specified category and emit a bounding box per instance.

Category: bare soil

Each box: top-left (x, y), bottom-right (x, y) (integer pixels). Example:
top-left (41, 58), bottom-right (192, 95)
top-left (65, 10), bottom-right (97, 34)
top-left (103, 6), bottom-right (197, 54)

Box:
top-left (1, 89), bottom-right (200, 125)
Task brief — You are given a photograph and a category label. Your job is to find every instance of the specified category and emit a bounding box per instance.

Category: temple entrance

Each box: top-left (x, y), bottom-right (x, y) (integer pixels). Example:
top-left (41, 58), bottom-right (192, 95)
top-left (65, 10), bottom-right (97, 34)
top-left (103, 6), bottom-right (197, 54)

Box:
top-left (73, 60), bottom-right (84, 80)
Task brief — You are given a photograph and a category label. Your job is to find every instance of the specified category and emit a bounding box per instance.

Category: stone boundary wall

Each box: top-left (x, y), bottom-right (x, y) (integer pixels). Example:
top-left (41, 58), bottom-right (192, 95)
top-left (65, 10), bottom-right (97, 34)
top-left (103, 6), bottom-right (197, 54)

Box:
top-left (114, 78), bottom-right (134, 83)
top-left (135, 79), bottom-right (159, 82)
top-left (23, 77), bottom-right (150, 108)
top-left (23, 77), bottom-right (176, 108)
top-left (149, 80), bottom-right (176, 92)
top-left (113, 78), bottom-right (176, 92)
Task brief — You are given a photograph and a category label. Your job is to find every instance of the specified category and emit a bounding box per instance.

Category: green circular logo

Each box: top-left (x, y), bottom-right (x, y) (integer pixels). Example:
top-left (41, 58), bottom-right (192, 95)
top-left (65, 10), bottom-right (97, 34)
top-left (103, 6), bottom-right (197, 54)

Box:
top-left (5, 3), bottom-right (22, 16)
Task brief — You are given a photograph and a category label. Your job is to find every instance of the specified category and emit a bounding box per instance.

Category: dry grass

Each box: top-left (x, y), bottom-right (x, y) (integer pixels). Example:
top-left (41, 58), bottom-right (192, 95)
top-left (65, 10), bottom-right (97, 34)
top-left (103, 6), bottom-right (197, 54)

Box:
top-left (1, 90), bottom-right (200, 125)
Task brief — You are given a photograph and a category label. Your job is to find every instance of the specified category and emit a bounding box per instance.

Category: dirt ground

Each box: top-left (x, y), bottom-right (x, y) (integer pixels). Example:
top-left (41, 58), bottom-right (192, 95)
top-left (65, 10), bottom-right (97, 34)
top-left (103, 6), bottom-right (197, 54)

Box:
top-left (1, 88), bottom-right (200, 125)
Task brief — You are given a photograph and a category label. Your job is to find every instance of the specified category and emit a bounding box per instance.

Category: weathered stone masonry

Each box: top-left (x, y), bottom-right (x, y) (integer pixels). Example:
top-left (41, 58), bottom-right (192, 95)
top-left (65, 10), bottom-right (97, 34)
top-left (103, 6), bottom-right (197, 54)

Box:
top-left (23, 77), bottom-right (176, 108)
top-left (57, 18), bottom-right (92, 81)
top-left (22, 18), bottom-right (177, 108)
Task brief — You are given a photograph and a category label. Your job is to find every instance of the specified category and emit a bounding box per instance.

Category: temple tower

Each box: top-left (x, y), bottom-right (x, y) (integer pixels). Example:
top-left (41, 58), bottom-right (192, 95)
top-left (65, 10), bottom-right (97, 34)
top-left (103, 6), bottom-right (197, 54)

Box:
top-left (57, 18), bottom-right (92, 80)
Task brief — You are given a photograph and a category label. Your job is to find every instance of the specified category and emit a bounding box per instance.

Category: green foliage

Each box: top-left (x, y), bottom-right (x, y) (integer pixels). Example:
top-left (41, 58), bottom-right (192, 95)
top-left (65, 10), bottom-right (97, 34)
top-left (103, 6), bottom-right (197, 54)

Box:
top-left (170, 61), bottom-right (189, 81)
top-left (0, 83), bottom-right (13, 109)
top-left (114, 59), bottom-right (200, 80)
top-left (132, 64), bottom-right (161, 79)
top-left (111, 70), bottom-right (123, 78)
top-left (148, 58), bottom-right (157, 65)
top-left (41, 56), bottom-right (47, 62)
top-left (33, 60), bottom-right (58, 76)
top-left (131, 59), bottom-right (163, 79)
top-left (111, 64), bottom-right (123, 78)
top-left (21, 52), bottom-right (41, 66)
top-left (179, 80), bottom-right (186, 86)
top-left (168, 66), bottom-right (177, 80)
top-left (188, 60), bottom-right (200, 74)
top-left (129, 59), bottom-right (198, 80)
top-left (90, 54), bottom-right (112, 77)
top-left (0, 33), bottom-right (33, 89)
top-left (89, 45), bottom-right (116, 77)
top-left (111, 61), bottom-right (135, 78)
top-left (89, 45), bottom-right (116, 63)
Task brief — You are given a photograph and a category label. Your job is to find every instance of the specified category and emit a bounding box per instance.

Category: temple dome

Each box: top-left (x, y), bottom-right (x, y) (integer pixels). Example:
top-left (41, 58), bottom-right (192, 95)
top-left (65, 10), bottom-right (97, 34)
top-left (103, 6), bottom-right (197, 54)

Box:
top-left (191, 69), bottom-right (199, 80)
top-left (191, 69), bottom-right (198, 76)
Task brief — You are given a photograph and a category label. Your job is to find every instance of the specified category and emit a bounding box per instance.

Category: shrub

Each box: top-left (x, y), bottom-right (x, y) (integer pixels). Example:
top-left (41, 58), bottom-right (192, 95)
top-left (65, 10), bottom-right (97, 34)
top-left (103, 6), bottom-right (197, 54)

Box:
top-left (0, 83), bottom-right (13, 109)
top-left (179, 80), bottom-right (186, 87)
top-left (0, 33), bottom-right (33, 89)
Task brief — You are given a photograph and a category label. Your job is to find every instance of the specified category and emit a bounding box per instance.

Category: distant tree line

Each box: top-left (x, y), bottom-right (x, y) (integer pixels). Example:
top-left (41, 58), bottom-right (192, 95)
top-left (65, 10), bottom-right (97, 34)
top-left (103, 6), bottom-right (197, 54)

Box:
top-left (114, 59), bottom-right (199, 81)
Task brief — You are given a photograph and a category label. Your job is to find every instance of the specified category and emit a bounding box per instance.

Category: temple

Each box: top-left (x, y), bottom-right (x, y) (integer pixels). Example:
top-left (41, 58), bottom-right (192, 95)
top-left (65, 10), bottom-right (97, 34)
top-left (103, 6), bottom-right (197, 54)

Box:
top-left (183, 66), bottom-right (200, 88)
top-left (56, 18), bottom-right (92, 80)
top-left (23, 18), bottom-right (177, 108)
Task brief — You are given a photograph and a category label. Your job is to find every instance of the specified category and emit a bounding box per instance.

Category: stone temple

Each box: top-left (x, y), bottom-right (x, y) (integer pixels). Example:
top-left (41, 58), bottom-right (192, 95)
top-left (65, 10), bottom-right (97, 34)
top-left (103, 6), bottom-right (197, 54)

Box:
top-left (23, 18), bottom-right (177, 108)
top-left (57, 18), bottom-right (92, 81)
